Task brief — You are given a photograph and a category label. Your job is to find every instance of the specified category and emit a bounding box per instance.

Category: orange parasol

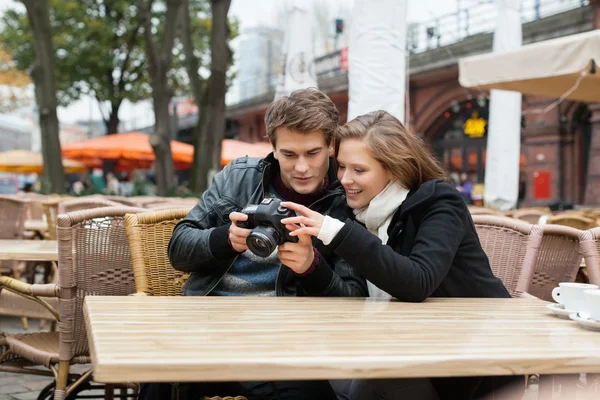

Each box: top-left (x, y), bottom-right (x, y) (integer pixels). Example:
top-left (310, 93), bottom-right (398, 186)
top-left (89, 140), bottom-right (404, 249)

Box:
top-left (0, 150), bottom-right (87, 174)
top-left (62, 132), bottom-right (194, 171)
top-left (221, 139), bottom-right (272, 167)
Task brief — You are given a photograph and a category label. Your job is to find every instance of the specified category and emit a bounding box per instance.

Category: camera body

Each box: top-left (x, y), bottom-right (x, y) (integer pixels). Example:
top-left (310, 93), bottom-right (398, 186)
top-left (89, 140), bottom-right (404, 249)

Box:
top-left (237, 198), bottom-right (298, 257)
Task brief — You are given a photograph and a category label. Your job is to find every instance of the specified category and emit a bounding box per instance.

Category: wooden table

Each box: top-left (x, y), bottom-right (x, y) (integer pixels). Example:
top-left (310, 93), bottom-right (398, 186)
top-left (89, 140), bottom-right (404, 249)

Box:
top-left (0, 239), bottom-right (58, 261)
top-left (84, 296), bottom-right (600, 384)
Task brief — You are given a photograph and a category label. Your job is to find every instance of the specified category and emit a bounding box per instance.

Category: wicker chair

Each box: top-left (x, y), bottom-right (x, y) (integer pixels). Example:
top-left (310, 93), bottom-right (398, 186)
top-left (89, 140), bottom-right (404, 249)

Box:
top-left (42, 197), bottom-right (73, 241)
top-left (468, 206), bottom-right (504, 216)
top-left (91, 195), bottom-right (140, 207)
top-left (472, 215), bottom-right (543, 297)
top-left (125, 208), bottom-right (191, 296)
top-left (0, 195), bottom-right (28, 240)
top-left (130, 196), bottom-right (169, 208)
top-left (0, 195), bottom-right (29, 278)
top-left (146, 200), bottom-right (198, 211)
top-left (57, 197), bottom-right (122, 215)
top-left (0, 206), bottom-right (145, 400)
top-left (529, 224), bottom-right (582, 301)
top-left (580, 227), bottom-right (600, 286)
top-left (546, 213), bottom-right (598, 230)
top-left (512, 209), bottom-right (548, 225)
top-left (22, 193), bottom-right (53, 221)
top-left (125, 210), bottom-right (248, 400)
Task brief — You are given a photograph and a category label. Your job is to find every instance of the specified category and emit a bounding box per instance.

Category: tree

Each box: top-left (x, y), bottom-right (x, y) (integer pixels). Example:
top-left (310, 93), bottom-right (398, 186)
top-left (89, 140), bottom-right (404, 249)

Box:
top-left (2, 0), bottom-right (151, 134)
top-left (138, 0), bottom-right (183, 195)
top-left (184, 0), bottom-right (232, 193)
top-left (0, 46), bottom-right (32, 112)
top-left (20, 0), bottom-right (65, 194)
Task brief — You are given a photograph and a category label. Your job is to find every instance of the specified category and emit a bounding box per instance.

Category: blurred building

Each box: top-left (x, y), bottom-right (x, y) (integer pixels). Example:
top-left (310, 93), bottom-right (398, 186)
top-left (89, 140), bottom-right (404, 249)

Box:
top-left (238, 27), bottom-right (284, 102)
top-left (226, 0), bottom-right (598, 206)
top-left (0, 114), bottom-right (32, 151)
top-left (76, 120), bottom-right (107, 138)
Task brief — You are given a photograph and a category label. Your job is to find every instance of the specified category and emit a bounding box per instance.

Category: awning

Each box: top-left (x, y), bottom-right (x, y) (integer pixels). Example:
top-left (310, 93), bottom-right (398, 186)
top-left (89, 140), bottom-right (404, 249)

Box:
top-left (62, 132), bottom-right (194, 171)
top-left (221, 139), bottom-right (272, 167)
top-left (0, 150), bottom-right (86, 174)
top-left (459, 30), bottom-right (600, 103)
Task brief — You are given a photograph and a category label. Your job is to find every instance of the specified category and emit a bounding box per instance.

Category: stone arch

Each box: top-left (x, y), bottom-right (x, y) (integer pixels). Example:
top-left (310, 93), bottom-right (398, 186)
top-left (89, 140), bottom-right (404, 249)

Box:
top-left (413, 82), bottom-right (475, 137)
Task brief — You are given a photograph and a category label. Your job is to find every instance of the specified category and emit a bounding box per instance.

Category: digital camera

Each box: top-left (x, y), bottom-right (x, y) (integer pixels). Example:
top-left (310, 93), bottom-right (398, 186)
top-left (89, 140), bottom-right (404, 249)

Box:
top-left (237, 198), bottom-right (298, 257)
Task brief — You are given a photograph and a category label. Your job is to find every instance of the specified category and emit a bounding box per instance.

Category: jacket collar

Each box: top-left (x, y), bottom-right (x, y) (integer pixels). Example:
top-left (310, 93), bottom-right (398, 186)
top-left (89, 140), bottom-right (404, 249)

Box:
top-left (259, 152), bottom-right (343, 196)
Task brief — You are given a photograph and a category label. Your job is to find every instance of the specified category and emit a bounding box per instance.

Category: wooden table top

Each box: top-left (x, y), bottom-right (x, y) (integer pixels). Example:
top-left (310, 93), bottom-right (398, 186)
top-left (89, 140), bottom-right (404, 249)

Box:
top-left (0, 239), bottom-right (58, 261)
top-left (24, 219), bottom-right (48, 232)
top-left (84, 296), bottom-right (600, 383)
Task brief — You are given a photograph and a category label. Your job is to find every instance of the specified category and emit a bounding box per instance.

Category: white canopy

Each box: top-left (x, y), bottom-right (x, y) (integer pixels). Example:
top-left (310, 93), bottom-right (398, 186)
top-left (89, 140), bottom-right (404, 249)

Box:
top-left (459, 29), bottom-right (600, 102)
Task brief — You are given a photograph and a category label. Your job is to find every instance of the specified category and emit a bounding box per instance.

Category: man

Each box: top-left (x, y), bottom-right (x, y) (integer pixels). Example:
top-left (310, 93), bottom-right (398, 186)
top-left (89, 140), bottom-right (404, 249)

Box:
top-left (166, 88), bottom-right (367, 399)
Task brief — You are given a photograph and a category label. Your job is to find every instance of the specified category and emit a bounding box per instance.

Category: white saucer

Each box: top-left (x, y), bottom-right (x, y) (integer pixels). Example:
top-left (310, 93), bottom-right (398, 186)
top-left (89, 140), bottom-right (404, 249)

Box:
top-left (569, 312), bottom-right (600, 331)
top-left (546, 303), bottom-right (576, 319)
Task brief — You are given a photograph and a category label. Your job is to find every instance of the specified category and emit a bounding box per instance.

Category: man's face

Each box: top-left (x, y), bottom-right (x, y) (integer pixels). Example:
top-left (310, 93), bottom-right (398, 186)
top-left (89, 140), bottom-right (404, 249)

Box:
top-left (272, 127), bottom-right (330, 195)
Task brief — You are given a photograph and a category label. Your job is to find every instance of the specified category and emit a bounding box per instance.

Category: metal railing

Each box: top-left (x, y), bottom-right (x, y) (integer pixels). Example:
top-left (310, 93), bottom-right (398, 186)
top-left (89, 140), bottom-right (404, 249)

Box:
top-left (232, 0), bottom-right (590, 104)
top-left (408, 0), bottom-right (589, 53)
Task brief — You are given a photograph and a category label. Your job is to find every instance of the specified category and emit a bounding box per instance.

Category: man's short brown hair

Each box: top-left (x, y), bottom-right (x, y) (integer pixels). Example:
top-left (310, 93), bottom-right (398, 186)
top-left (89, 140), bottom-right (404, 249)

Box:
top-left (265, 88), bottom-right (339, 146)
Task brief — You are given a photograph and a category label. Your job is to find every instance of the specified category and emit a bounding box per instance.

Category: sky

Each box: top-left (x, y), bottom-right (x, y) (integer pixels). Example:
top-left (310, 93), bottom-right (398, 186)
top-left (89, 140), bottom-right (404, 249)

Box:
top-left (0, 0), bottom-right (462, 128)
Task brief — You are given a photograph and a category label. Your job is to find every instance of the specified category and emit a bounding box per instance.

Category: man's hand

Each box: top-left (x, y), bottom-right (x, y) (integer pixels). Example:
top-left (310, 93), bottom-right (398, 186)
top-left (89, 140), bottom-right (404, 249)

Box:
top-left (228, 212), bottom-right (251, 253)
top-left (278, 224), bottom-right (315, 274)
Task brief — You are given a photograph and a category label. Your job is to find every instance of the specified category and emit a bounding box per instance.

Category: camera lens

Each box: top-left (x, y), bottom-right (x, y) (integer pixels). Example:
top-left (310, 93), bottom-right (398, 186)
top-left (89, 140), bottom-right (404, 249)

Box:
top-left (246, 226), bottom-right (279, 257)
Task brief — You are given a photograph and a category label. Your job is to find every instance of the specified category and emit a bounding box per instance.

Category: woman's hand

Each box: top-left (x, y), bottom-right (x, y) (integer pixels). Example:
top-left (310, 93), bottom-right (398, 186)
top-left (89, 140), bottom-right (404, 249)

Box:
top-left (280, 201), bottom-right (325, 238)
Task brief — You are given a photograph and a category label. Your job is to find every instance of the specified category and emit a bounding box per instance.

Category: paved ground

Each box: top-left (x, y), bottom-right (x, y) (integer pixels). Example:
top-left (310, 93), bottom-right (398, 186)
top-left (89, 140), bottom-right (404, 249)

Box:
top-left (0, 317), bottom-right (54, 400)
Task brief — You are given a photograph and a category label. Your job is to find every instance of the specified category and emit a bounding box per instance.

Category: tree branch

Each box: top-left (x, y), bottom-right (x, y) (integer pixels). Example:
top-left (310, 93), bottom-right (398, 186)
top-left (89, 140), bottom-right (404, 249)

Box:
top-left (137, 0), bottom-right (159, 75)
top-left (117, 23), bottom-right (142, 93)
top-left (95, 94), bottom-right (109, 125)
top-left (160, 0), bottom-right (184, 71)
top-left (181, 0), bottom-right (204, 101)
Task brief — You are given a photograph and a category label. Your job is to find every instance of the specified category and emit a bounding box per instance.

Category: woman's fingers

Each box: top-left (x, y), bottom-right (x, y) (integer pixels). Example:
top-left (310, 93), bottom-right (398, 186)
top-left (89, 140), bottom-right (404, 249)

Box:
top-left (281, 216), bottom-right (313, 226)
top-left (281, 201), bottom-right (313, 217)
top-left (286, 226), bottom-right (319, 237)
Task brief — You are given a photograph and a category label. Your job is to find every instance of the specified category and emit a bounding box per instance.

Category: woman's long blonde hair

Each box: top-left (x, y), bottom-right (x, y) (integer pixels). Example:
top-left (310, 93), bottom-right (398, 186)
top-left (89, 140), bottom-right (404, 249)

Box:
top-left (336, 110), bottom-right (447, 190)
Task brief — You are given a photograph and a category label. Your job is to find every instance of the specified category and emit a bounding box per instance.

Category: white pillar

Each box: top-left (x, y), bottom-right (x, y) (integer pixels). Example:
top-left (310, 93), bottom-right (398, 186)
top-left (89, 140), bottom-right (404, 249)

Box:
top-left (348, 0), bottom-right (407, 123)
top-left (484, 0), bottom-right (523, 210)
top-left (274, 5), bottom-right (318, 100)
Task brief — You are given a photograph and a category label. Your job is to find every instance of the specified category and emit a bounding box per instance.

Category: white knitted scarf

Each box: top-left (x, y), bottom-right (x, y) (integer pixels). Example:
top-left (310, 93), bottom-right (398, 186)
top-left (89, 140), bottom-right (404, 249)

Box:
top-left (353, 181), bottom-right (410, 299)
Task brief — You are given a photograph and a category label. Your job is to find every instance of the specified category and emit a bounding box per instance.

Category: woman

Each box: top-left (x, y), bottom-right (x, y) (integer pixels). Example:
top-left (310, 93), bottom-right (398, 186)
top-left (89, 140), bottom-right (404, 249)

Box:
top-left (281, 110), bottom-right (523, 400)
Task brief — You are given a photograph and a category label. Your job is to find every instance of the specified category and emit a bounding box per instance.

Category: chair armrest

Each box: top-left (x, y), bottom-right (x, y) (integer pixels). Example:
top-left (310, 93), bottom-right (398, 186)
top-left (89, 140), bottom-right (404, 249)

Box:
top-left (0, 276), bottom-right (58, 297)
top-left (0, 276), bottom-right (60, 321)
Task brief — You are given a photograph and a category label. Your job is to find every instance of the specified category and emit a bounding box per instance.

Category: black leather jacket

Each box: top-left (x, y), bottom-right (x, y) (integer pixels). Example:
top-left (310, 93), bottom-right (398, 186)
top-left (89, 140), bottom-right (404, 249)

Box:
top-left (168, 154), bottom-right (368, 297)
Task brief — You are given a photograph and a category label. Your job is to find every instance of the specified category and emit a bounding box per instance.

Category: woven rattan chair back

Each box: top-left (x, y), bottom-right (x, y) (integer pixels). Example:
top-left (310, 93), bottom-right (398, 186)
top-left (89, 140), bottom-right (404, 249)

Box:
top-left (472, 215), bottom-right (543, 297)
top-left (58, 197), bottom-right (122, 215)
top-left (125, 208), bottom-right (191, 296)
top-left (530, 224), bottom-right (582, 300)
top-left (547, 214), bottom-right (597, 230)
top-left (512, 209), bottom-right (547, 225)
top-left (56, 206), bottom-right (145, 359)
top-left (0, 195), bottom-right (28, 240)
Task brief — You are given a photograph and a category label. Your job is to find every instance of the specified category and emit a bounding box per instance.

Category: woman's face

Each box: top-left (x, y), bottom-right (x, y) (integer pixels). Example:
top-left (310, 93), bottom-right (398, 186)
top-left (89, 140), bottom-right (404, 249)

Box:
top-left (337, 138), bottom-right (391, 209)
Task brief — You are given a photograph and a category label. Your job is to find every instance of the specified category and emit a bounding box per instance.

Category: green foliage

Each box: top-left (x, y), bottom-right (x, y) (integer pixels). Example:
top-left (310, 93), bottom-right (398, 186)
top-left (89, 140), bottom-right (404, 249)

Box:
top-left (2, 1), bottom-right (148, 109)
top-left (0, 0), bottom-right (222, 112)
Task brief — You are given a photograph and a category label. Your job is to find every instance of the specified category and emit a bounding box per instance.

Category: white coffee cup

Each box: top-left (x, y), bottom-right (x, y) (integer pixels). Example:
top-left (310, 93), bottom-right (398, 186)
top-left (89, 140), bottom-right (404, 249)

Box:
top-left (583, 289), bottom-right (600, 321)
top-left (551, 282), bottom-right (599, 312)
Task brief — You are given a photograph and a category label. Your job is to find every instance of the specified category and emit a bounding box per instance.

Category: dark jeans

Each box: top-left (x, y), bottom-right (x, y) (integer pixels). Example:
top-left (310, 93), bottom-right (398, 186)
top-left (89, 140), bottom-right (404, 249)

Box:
top-left (138, 380), bottom-right (338, 400)
top-left (331, 376), bottom-right (525, 400)
top-left (333, 378), bottom-right (440, 400)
